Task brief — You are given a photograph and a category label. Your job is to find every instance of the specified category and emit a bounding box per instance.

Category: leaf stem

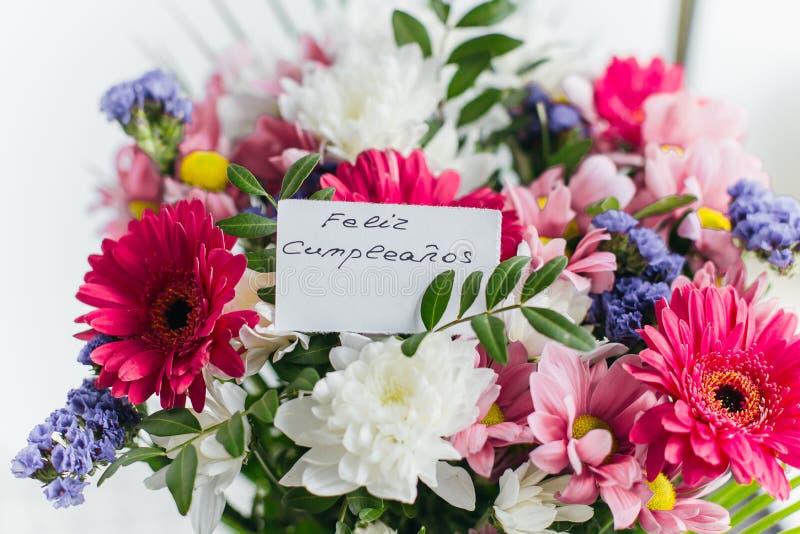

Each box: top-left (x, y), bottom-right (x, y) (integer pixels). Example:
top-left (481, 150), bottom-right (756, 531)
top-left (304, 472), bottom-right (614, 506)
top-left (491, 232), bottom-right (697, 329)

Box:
top-left (435, 304), bottom-right (521, 332)
top-left (252, 445), bottom-right (286, 496)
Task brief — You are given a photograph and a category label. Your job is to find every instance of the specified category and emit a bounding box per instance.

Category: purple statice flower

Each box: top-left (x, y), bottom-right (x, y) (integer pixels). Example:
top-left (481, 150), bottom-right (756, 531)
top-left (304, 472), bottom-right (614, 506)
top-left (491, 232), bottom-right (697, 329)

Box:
top-left (728, 179), bottom-right (800, 269)
top-left (11, 445), bottom-right (45, 478)
top-left (593, 210), bottom-right (639, 234)
top-left (77, 333), bottom-right (115, 366)
top-left (629, 227), bottom-right (685, 282)
top-left (28, 423), bottom-right (54, 450)
top-left (100, 69), bottom-right (193, 125)
top-left (12, 378), bottom-right (140, 507)
top-left (516, 83), bottom-right (584, 147)
top-left (100, 82), bottom-right (137, 123)
top-left (590, 276), bottom-right (671, 346)
top-left (44, 478), bottom-right (89, 509)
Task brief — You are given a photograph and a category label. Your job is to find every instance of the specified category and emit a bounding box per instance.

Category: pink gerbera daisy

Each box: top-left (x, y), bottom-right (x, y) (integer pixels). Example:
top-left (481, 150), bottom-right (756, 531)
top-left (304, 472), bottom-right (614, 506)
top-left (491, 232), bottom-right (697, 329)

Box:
top-left (451, 342), bottom-right (536, 478)
top-left (527, 344), bottom-right (658, 529)
top-left (626, 284), bottom-right (800, 499)
top-left (321, 149), bottom-right (522, 260)
top-left (76, 200), bottom-right (258, 411)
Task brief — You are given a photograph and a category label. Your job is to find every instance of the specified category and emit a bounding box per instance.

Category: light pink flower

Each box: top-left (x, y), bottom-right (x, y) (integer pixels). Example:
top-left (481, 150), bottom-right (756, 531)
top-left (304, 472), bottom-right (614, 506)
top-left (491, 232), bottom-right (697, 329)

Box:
top-left (527, 344), bottom-right (658, 529)
top-left (230, 115), bottom-right (318, 195)
top-left (636, 475), bottom-right (730, 534)
top-left (452, 343), bottom-right (536, 479)
top-left (163, 177), bottom-right (248, 222)
top-left (505, 167), bottom-right (575, 239)
top-left (569, 155), bottom-right (636, 231)
top-left (627, 284), bottom-right (800, 499)
top-left (642, 92), bottom-right (746, 148)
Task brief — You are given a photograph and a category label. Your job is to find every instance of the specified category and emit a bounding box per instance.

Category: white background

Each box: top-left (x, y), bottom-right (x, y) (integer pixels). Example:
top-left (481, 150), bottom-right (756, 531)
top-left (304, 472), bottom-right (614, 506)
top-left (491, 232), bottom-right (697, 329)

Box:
top-left (0, 1), bottom-right (798, 532)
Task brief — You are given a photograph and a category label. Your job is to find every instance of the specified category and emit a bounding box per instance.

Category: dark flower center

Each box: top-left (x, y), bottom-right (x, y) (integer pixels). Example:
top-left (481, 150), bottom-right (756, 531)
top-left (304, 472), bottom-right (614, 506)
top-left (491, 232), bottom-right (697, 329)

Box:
top-left (715, 384), bottom-right (745, 413)
top-left (165, 299), bottom-right (192, 331)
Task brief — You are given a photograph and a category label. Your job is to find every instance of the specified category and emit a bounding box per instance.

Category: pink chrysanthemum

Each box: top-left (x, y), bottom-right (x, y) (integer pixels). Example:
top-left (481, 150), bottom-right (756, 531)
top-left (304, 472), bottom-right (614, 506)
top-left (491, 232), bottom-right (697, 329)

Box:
top-left (321, 149), bottom-right (522, 260)
top-left (76, 200), bottom-right (258, 411)
top-left (594, 56), bottom-right (683, 146)
top-left (452, 342), bottom-right (536, 478)
top-left (626, 284), bottom-right (800, 499)
top-left (527, 344), bottom-right (658, 529)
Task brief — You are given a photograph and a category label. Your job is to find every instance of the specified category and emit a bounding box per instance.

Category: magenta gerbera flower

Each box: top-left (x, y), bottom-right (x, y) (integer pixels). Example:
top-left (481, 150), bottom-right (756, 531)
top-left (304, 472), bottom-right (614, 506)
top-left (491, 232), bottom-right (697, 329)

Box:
top-left (627, 284), bottom-right (800, 499)
top-left (321, 149), bottom-right (523, 260)
top-left (76, 200), bottom-right (258, 411)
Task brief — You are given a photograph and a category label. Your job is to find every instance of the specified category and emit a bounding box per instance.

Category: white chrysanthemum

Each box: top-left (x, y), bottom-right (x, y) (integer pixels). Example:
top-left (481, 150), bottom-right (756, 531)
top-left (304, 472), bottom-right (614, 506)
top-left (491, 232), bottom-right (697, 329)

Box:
top-left (355, 522), bottom-right (397, 534)
top-left (502, 278), bottom-right (592, 356)
top-left (275, 333), bottom-right (493, 509)
top-left (278, 43), bottom-right (443, 161)
top-left (494, 462), bottom-right (593, 534)
top-left (145, 379), bottom-right (250, 534)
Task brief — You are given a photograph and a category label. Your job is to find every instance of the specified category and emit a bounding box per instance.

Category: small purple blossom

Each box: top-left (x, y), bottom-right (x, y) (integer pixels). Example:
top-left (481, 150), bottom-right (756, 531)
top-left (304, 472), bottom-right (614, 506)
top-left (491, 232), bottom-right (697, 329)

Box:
top-left (515, 83), bottom-right (584, 148)
top-left (729, 179), bottom-right (800, 269)
top-left (590, 276), bottom-right (671, 346)
top-left (44, 478), bottom-right (89, 509)
top-left (100, 69), bottom-right (193, 125)
top-left (593, 210), bottom-right (639, 234)
top-left (28, 423), bottom-right (54, 450)
top-left (11, 445), bottom-right (44, 478)
top-left (78, 333), bottom-right (115, 366)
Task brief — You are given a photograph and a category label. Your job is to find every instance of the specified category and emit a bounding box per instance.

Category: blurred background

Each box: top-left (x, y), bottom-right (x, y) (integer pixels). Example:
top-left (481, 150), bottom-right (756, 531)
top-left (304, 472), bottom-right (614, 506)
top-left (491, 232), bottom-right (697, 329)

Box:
top-left (0, 1), bottom-right (798, 532)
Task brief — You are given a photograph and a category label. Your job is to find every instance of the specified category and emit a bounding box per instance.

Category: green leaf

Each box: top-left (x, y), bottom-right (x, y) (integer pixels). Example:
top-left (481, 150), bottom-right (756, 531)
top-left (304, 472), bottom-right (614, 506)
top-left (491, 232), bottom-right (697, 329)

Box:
top-left (520, 307), bottom-right (595, 352)
top-left (217, 212), bottom-right (277, 238)
top-left (166, 444), bottom-right (198, 516)
top-left (419, 119), bottom-right (444, 148)
top-left (456, 0), bottom-right (515, 27)
top-left (418, 529), bottom-right (426, 534)
top-left (215, 412), bottom-right (246, 458)
top-left (401, 502), bottom-right (418, 518)
top-left (458, 271), bottom-right (484, 317)
top-left (738, 497), bottom-right (800, 534)
top-left (245, 248), bottom-right (276, 273)
top-left (585, 197), bottom-right (621, 217)
top-left (283, 487), bottom-right (339, 513)
top-left (335, 522), bottom-right (353, 534)
top-left (546, 137), bottom-right (593, 177)
top-left (516, 57), bottom-right (550, 76)
top-left (633, 194), bottom-right (697, 220)
top-left (420, 270), bottom-right (456, 330)
top-left (285, 367), bottom-right (321, 394)
top-left (401, 332), bottom-right (428, 356)
top-left (447, 34), bottom-right (523, 64)
top-left (283, 334), bottom-right (338, 365)
top-left (227, 164), bottom-right (268, 197)
top-left (447, 53), bottom-right (491, 99)
top-left (140, 408), bottom-right (201, 436)
top-left (97, 447), bottom-right (166, 486)
top-left (358, 507), bottom-right (384, 522)
top-left (458, 88), bottom-right (503, 127)
top-left (309, 187), bottom-right (336, 201)
top-left (730, 475), bottom-right (800, 526)
top-left (392, 10), bottom-right (432, 57)
top-left (280, 153), bottom-right (321, 200)
top-left (470, 314), bottom-right (508, 364)
top-left (249, 389), bottom-right (279, 423)
top-left (430, 0), bottom-right (450, 23)
top-left (347, 490), bottom-right (384, 515)
top-left (520, 256), bottom-right (568, 303)
top-left (485, 255), bottom-right (529, 310)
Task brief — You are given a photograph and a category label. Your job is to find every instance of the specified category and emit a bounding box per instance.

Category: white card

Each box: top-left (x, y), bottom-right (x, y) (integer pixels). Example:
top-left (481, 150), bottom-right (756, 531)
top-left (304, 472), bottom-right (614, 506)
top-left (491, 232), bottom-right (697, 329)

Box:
top-left (274, 199), bottom-right (502, 333)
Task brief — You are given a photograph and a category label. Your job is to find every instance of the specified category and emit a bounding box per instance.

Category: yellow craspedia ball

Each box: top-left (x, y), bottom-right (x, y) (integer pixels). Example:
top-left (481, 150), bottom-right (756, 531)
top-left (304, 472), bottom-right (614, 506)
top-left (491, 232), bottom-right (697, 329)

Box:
top-left (180, 151), bottom-right (230, 192)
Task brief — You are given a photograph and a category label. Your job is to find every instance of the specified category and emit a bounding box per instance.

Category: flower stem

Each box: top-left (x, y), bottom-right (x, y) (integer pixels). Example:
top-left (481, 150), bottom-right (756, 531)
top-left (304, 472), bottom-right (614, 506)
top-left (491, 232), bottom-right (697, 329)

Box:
top-left (253, 445), bottom-right (285, 496)
top-left (434, 304), bottom-right (522, 332)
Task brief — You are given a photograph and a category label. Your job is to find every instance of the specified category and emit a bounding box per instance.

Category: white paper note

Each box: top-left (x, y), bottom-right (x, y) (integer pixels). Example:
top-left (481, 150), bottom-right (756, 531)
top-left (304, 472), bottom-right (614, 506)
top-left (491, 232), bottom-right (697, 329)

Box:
top-left (274, 199), bottom-right (502, 333)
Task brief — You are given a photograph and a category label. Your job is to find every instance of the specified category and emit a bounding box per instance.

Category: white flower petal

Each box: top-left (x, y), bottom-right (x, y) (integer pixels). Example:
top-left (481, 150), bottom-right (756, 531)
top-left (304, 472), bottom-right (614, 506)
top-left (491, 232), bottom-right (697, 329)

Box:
top-left (426, 463), bottom-right (476, 511)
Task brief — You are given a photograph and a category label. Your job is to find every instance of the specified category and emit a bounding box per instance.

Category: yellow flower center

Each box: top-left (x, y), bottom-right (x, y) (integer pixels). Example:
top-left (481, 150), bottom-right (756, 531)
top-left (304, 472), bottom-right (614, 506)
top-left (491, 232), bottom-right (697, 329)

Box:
top-left (563, 219), bottom-right (580, 240)
top-left (646, 473), bottom-right (677, 511)
top-left (697, 207), bottom-right (732, 232)
top-left (180, 151), bottom-right (230, 191)
top-left (128, 201), bottom-right (159, 220)
top-left (537, 196), bottom-right (548, 209)
top-left (481, 403), bottom-right (505, 426)
top-left (571, 414), bottom-right (618, 459)
top-left (660, 144), bottom-right (684, 155)
top-left (380, 381), bottom-right (411, 406)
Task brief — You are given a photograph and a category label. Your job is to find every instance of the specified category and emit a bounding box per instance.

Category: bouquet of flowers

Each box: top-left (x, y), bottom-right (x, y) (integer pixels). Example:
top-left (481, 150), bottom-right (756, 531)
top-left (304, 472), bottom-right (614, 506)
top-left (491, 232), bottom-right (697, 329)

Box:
top-left (12, 1), bottom-right (800, 533)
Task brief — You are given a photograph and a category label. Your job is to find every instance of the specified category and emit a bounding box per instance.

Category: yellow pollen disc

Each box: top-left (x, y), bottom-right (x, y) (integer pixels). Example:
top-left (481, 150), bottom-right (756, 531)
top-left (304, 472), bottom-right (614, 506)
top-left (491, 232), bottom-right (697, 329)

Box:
top-left (537, 196), bottom-right (548, 209)
top-left (180, 151), bottom-right (230, 191)
top-left (381, 382), bottom-right (410, 406)
top-left (646, 473), bottom-right (677, 511)
top-left (660, 144), bottom-right (684, 155)
top-left (129, 201), bottom-right (159, 220)
top-left (540, 236), bottom-right (552, 245)
top-left (697, 207), bottom-right (732, 232)
top-left (481, 403), bottom-right (505, 426)
top-left (572, 414), bottom-right (619, 459)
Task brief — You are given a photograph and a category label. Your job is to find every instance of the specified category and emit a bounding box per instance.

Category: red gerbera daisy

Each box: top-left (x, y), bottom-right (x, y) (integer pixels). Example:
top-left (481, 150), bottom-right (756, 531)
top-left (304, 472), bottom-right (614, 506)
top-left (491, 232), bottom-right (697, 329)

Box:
top-left (320, 149), bottom-right (523, 260)
top-left (626, 284), bottom-right (800, 499)
top-left (76, 200), bottom-right (258, 411)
